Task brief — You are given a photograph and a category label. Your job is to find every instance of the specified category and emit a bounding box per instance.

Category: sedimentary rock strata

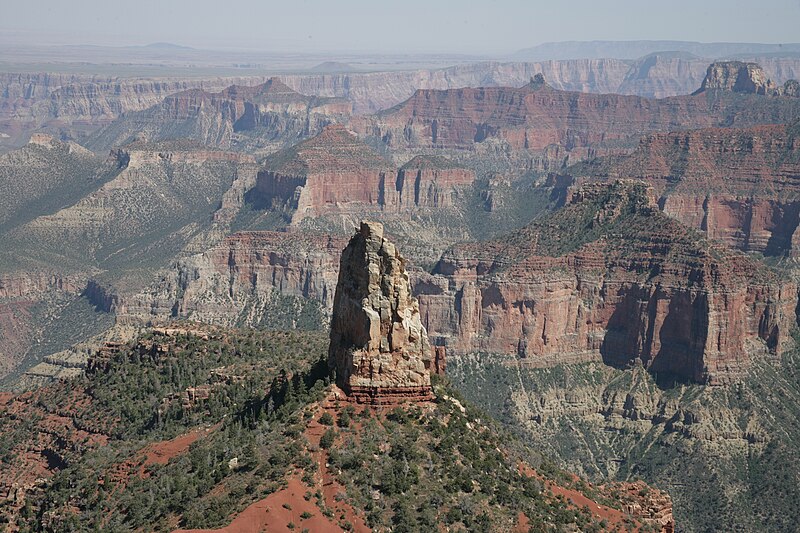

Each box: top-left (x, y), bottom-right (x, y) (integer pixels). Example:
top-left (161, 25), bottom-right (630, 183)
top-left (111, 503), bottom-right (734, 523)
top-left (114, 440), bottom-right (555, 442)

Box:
top-left (695, 61), bottom-right (777, 95)
top-left (88, 78), bottom-right (351, 151)
top-left (355, 71), bottom-right (800, 153)
top-left (565, 123), bottom-right (800, 256)
top-left (415, 181), bottom-right (797, 385)
top-left (110, 230), bottom-right (346, 327)
top-left (255, 125), bottom-right (395, 221)
top-left (255, 125), bottom-right (474, 221)
top-left (393, 155), bottom-right (475, 209)
top-left (329, 221), bottom-right (434, 403)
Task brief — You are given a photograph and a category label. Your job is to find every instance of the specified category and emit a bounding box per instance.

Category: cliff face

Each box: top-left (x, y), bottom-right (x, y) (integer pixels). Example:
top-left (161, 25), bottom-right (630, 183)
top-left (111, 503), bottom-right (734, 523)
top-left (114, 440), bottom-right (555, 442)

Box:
top-left (415, 181), bottom-right (796, 385)
top-left (254, 125), bottom-right (475, 222)
top-left (0, 73), bottom-right (282, 148)
top-left (110, 231), bottom-right (346, 328)
top-left (256, 125), bottom-right (394, 222)
top-left (0, 272), bottom-right (83, 299)
top-left (617, 53), bottom-right (708, 98)
top-left (281, 59), bottom-right (632, 114)
top-left (568, 124), bottom-right (800, 256)
top-left (355, 74), bottom-right (800, 153)
top-left (97, 181), bottom-right (797, 386)
top-left (329, 221), bottom-right (434, 403)
top-left (695, 61), bottom-right (777, 95)
top-left (87, 78), bottom-right (351, 152)
top-left (280, 57), bottom-right (800, 113)
top-left (3, 58), bottom-right (799, 150)
top-left (394, 155), bottom-right (475, 209)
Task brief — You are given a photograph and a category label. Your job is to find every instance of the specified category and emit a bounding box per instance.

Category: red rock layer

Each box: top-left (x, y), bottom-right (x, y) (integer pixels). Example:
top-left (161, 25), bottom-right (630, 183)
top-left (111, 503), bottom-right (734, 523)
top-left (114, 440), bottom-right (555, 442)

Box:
top-left (159, 78), bottom-right (351, 128)
top-left (415, 181), bottom-right (797, 385)
top-left (257, 125), bottom-right (394, 220)
top-left (0, 272), bottom-right (83, 299)
top-left (391, 156), bottom-right (475, 209)
top-left (255, 126), bottom-right (475, 221)
top-left (570, 124), bottom-right (800, 256)
top-left (354, 77), bottom-right (800, 151)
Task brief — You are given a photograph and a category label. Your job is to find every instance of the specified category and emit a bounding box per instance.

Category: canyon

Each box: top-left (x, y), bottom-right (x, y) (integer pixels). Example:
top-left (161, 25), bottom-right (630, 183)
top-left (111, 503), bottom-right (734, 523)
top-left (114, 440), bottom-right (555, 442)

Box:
top-left (106, 181), bottom-right (800, 389)
top-left (3, 48), bottom-right (800, 532)
top-left (87, 78), bottom-right (351, 153)
top-left (4, 55), bottom-right (800, 152)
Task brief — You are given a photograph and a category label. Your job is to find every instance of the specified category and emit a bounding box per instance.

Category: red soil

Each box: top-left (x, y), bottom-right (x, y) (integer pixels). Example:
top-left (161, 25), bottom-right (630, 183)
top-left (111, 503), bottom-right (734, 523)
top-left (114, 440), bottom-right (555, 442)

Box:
top-left (105, 426), bottom-right (215, 494)
top-left (515, 511), bottom-right (530, 532)
top-left (174, 477), bottom-right (345, 533)
top-left (518, 463), bottom-right (630, 529)
top-left (303, 397), bottom-right (371, 533)
top-left (547, 481), bottom-right (628, 527)
top-left (142, 427), bottom-right (209, 468)
top-left (172, 394), bottom-right (371, 533)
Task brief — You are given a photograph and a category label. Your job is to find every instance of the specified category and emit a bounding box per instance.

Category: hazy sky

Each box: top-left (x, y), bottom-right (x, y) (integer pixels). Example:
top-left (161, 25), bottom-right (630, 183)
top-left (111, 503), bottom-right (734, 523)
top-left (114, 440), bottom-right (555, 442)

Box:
top-left (3, 0), bottom-right (800, 54)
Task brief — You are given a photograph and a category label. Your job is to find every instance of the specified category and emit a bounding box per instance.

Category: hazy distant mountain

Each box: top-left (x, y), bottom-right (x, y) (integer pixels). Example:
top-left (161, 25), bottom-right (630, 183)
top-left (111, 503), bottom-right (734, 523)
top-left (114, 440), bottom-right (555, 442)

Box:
top-left (513, 40), bottom-right (800, 61)
top-left (143, 42), bottom-right (195, 50)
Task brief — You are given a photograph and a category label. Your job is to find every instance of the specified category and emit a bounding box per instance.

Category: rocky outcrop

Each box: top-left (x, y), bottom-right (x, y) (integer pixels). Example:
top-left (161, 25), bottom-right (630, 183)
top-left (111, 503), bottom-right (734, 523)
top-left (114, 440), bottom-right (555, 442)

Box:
top-left (355, 72), bottom-right (800, 154)
top-left (3, 59), bottom-right (799, 149)
top-left (0, 73), bottom-right (283, 147)
top-left (254, 125), bottom-right (474, 222)
top-left (565, 124), bottom-right (800, 256)
top-left (0, 272), bottom-right (84, 299)
top-left (281, 57), bottom-right (800, 113)
top-left (415, 181), bottom-right (797, 385)
top-left (695, 61), bottom-right (777, 95)
top-left (281, 59), bottom-right (632, 113)
top-left (329, 221), bottom-right (434, 403)
top-left (695, 61), bottom-right (800, 97)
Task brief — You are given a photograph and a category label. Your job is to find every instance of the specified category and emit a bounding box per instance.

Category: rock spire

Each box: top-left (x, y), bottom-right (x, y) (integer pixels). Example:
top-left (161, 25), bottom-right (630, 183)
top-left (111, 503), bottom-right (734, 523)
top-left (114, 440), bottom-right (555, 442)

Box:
top-left (328, 221), bottom-right (436, 403)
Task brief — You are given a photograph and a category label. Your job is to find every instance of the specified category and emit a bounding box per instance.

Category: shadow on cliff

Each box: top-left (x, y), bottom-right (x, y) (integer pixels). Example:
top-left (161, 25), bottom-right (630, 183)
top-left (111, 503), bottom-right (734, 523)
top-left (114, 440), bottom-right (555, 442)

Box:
top-left (232, 189), bottom-right (293, 230)
top-left (600, 288), bottom-right (702, 390)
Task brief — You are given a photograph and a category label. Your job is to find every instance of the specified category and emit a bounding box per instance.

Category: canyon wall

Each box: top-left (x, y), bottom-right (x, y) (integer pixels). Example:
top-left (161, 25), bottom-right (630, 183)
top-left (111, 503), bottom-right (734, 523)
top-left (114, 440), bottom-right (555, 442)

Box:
top-left (87, 78), bottom-right (351, 152)
top-left (108, 231), bottom-right (345, 328)
top-left (75, 180), bottom-right (798, 387)
top-left (414, 181), bottom-right (797, 385)
top-left (393, 156), bottom-right (475, 209)
top-left (0, 73), bottom-right (275, 146)
top-left (281, 56), bottom-right (800, 112)
top-left (567, 124), bottom-right (800, 256)
top-left (356, 74), bottom-right (800, 153)
top-left (254, 125), bottom-right (475, 222)
top-left (4, 57), bottom-right (800, 149)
